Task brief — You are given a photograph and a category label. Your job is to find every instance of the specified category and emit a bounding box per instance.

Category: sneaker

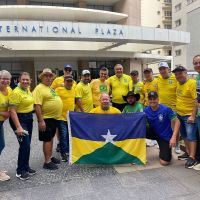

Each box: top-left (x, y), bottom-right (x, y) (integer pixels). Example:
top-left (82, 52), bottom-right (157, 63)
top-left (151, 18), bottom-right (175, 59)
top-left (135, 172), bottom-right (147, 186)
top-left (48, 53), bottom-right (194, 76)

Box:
top-left (0, 171), bottom-right (10, 181)
top-left (61, 153), bottom-right (68, 162)
top-left (193, 163), bottom-right (200, 171)
top-left (185, 157), bottom-right (197, 169)
top-left (51, 157), bottom-right (60, 164)
top-left (178, 152), bottom-right (189, 160)
top-left (28, 168), bottom-right (36, 176)
top-left (16, 171), bottom-right (29, 180)
top-left (56, 143), bottom-right (60, 153)
top-left (146, 140), bottom-right (157, 147)
top-left (175, 144), bottom-right (181, 154)
top-left (43, 162), bottom-right (58, 170)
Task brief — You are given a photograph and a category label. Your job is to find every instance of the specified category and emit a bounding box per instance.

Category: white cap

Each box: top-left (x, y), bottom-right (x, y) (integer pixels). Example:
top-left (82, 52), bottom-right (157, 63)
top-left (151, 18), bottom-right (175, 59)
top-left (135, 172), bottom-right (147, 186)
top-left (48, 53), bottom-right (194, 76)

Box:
top-left (82, 70), bottom-right (90, 76)
top-left (158, 62), bottom-right (169, 69)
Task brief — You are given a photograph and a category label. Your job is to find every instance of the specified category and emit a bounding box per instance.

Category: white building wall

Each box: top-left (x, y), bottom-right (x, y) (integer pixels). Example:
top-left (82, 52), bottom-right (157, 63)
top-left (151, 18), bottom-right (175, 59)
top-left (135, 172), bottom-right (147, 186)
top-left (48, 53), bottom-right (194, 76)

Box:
top-left (172, 0), bottom-right (200, 69)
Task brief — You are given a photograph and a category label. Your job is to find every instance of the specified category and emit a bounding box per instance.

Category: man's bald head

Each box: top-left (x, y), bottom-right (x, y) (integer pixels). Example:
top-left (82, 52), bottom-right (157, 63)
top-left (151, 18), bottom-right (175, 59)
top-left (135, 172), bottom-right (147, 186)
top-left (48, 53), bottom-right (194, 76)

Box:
top-left (100, 93), bottom-right (110, 110)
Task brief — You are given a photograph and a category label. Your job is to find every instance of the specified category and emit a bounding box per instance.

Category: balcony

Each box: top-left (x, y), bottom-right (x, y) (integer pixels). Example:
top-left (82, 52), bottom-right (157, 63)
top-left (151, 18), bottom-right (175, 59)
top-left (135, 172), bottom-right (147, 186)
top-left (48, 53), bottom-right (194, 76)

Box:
top-left (162, 16), bottom-right (172, 23)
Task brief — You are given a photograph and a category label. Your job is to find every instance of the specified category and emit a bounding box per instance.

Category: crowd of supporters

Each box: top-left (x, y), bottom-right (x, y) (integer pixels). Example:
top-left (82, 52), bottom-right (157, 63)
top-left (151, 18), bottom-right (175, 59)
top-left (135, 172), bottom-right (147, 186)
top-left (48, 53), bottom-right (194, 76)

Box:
top-left (1, 55), bottom-right (200, 182)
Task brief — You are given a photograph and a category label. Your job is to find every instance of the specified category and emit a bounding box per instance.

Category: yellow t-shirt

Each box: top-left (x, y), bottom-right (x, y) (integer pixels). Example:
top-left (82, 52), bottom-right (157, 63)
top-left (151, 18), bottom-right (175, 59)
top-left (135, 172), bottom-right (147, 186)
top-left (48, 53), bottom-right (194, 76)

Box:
top-left (143, 79), bottom-right (158, 106)
top-left (131, 81), bottom-right (144, 104)
top-left (32, 83), bottom-right (63, 119)
top-left (157, 74), bottom-right (177, 110)
top-left (90, 79), bottom-right (110, 107)
top-left (176, 79), bottom-right (197, 116)
top-left (0, 87), bottom-right (12, 121)
top-left (9, 87), bottom-right (34, 113)
top-left (51, 76), bottom-right (76, 89)
top-left (108, 74), bottom-right (132, 104)
top-left (90, 106), bottom-right (121, 114)
top-left (75, 81), bottom-right (93, 113)
top-left (55, 87), bottom-right (75, 121)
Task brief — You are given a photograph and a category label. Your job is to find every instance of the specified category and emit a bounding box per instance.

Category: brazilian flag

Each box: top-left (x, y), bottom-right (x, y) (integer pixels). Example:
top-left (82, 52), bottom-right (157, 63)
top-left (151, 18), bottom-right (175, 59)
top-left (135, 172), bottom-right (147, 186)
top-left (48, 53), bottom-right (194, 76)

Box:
top-left (68, 112), bottom-right (146, 165)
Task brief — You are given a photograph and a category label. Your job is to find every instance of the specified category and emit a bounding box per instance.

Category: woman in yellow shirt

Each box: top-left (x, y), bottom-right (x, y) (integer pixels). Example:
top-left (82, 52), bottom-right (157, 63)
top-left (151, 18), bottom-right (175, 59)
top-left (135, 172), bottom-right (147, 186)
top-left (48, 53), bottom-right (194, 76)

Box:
top-left (0, 70), bottom-right (12, 182)
top-left (9, 72), bottom-right (35, 181)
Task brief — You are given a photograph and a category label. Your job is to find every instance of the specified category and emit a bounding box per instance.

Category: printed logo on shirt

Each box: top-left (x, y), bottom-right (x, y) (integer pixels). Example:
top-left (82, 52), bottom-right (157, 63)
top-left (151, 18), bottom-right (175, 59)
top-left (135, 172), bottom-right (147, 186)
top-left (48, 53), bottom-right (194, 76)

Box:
top-left (158, 114), bottom-right (163, 122)
top-left (99, 85), bottom-right (108, 93)
top-left (169, 80), bottom-right (173, 85)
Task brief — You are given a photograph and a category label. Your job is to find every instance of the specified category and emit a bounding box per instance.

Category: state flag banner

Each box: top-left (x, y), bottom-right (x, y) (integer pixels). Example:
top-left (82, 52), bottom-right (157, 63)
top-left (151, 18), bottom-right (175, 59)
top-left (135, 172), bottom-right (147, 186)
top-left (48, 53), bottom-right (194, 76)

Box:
top-left (68, 112), bottom-right (146, 165)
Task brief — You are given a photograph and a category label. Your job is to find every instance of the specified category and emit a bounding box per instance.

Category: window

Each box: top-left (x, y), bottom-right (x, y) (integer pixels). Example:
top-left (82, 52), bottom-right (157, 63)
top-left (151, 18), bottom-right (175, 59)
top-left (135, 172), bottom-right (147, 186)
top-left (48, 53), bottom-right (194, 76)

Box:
top-left (187, 0), bottom-right (197, 5)
top-left (157, 25), bottom-right (161, 28)
top-left (164, 11), bottom-right (172, 17)
top-left (87, 5), bottom-right (113, 11)
top-left (164, 0), bottom-right (172, 3)
top-left (157, 11), bottom-right (160, 15)
top-left (175, 3), bottom-right (181, 12)
top-left (164, 24), bottom-right (172, 29)
top-left (0, 0), bottom-right (17, 5)
top-left (175, 19), bottom-right (181, 27)
top-left (175, 49), bottom-right (181, 56)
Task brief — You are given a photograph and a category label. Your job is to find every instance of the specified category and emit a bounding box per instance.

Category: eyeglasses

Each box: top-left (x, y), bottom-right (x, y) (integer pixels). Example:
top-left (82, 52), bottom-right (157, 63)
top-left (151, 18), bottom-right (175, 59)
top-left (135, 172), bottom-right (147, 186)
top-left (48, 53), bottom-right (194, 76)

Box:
top-left (65, 68), bottom-right (72, 72)
top-left (193, 62), bottom-right (200, 66)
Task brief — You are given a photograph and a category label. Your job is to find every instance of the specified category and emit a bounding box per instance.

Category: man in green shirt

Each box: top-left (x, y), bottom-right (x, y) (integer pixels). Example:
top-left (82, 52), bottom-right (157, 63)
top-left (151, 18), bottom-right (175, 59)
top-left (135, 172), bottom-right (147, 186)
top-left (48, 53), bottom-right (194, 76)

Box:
top-left (193, 54), bottom-right (200, 171)
top-left (122, 91), bottom-right (143, 113)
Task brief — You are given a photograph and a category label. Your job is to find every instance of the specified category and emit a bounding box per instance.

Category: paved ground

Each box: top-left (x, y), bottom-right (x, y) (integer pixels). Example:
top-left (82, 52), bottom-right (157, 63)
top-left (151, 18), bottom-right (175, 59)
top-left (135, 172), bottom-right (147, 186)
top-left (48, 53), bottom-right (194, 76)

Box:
top-left (1, 116), bottom-right (200, 200)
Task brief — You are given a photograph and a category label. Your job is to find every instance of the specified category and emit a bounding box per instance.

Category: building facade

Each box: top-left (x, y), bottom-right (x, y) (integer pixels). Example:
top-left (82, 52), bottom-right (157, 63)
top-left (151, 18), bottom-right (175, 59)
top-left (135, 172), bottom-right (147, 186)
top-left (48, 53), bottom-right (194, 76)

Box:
top-left (0, 0), bottom-right (189, 86)
top-left (172, 0), bottom-right (200, 70)
top-left (141, 0), bottom-right (172, 73)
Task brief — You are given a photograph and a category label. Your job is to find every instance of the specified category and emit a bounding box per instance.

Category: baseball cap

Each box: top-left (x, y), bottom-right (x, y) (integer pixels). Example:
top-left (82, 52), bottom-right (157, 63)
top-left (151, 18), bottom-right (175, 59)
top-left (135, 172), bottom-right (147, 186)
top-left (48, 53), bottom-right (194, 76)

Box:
top-left (64, 64), bottom-right (72, 70)
top-left (158, 62), bottom-right (169, 69)
top-left (82, 70), bottom-right (90, 76)
top-left (64, 75), bottom-right (73, 81)
top-left (148, 91), bottom-right (158, 99)
top-left (130, 70), bottom-right (139, 76)
top-left (172, 66), bottom-right (187, 73)
top-left (143, 68), bottom-right (153, 73)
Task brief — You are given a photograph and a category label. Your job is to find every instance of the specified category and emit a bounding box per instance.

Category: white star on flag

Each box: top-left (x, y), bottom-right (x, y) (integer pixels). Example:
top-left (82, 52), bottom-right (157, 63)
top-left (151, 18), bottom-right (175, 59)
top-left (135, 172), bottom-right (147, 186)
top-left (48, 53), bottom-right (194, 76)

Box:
top-left (101, 129), bottom-right (117, 143)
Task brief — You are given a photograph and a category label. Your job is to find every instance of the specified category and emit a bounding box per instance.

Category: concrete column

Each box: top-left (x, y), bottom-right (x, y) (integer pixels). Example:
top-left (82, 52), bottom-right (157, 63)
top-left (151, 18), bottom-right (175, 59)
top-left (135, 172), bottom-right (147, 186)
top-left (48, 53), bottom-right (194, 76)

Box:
top-left (113, 0), bottom-right (141, 26)
top-left (77, 60), bottom-right (89, 75)
top-left (130, 58), bottom-right (143, 81)
top-left (17, 0), bottom-right (28, 5)
top-left (78, 0), bottom-right (87, 8)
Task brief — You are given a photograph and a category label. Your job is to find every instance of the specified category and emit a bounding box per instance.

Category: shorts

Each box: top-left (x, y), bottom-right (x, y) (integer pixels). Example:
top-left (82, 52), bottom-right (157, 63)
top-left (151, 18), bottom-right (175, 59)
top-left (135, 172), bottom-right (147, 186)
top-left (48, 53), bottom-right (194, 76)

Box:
top-left (39, 118), bottom-right (58, 142)
top-left (146, 128), bottom-right (172, 162)
top-left (0, 121), bottom-right (5, 154)
top-left (177, 114), bottom-right (197, 142)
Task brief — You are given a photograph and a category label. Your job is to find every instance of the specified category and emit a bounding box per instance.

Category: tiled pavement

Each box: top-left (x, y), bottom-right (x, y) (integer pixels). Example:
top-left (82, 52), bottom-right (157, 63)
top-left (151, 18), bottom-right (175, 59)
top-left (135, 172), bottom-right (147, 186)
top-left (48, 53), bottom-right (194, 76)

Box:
top-left (1, 116), bottom-right (200, 200)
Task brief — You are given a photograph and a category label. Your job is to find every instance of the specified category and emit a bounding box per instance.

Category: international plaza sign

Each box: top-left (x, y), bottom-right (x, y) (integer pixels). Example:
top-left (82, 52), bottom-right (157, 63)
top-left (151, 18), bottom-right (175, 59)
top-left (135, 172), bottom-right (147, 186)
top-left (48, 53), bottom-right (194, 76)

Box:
top-left (0, 21), bottom-right (124, 40)
top-left (0, 20), bottom-right (190, 45)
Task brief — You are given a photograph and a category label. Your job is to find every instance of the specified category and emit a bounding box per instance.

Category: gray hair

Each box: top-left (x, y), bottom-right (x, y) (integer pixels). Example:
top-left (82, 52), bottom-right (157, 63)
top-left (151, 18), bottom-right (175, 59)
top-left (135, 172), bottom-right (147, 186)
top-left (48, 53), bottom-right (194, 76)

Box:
top-left (0, 70), bottom-right (12, 79)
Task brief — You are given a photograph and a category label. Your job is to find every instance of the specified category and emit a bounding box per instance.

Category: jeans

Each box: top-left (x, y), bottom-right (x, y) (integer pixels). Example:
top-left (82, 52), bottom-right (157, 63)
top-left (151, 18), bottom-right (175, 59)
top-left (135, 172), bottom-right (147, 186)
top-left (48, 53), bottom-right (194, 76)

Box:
top-left (57, 120), bottom-right (69, 155)
top-left (0, 121), bottom-right (5, 155)
top-left (9, 113), bottom-right (33, 174)
top-left (177, 114), bottom-right (197, 142)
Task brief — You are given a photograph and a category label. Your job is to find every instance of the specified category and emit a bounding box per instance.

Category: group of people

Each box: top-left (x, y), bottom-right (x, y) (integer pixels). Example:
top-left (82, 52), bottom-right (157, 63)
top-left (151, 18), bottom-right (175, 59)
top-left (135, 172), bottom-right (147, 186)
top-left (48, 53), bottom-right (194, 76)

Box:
top-left (1, 55), bottom-right (200, 182)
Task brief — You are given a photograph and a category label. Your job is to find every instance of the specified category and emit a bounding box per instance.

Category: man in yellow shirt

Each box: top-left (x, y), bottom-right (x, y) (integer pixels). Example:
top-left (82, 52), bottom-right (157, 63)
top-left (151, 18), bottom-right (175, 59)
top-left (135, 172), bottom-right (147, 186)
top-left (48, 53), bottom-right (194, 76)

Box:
top-left (108, 64), bottom-right (132, 112)
top-left (33, 68), bottom-right (63, 170)
top-left (51, 64), bottom-right (76, 90)
top-left (90, 67), bottom-right (110, 107)
top-left (157, 61), bottom-right (180, 154)
top-left (172, 66), bottom-right (198, 168)
top-left (75, 70), bottom-right (93, 112)
top-left (157, 62), bottom-right (177, 110)
top-left (130, 70), bottom-right (144, 104)
top-left (56, 75), bottom-right (75, 162)
top-left (90, 93), bottom-right (121, 114)
top-left (143, 68), bottom-right (158, 106)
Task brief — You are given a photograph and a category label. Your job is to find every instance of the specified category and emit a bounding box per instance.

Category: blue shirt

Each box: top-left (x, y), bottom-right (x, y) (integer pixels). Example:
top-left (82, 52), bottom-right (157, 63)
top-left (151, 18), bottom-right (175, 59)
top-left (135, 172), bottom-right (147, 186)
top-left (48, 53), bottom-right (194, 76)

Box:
top-left (144, 104), bottom-right (176, 141)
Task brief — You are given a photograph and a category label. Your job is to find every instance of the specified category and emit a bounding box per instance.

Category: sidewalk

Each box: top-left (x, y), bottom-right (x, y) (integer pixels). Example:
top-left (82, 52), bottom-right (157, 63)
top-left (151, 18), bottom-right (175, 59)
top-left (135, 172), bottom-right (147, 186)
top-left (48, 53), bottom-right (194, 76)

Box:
top-left (1, 117), bottom-right (200, 200)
